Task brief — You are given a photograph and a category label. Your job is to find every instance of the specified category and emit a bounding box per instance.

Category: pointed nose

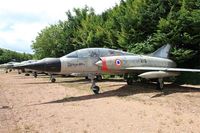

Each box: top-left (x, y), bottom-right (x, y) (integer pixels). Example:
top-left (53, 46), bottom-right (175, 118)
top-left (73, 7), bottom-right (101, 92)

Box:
top-left (23, 58), bottom-right (61, 72)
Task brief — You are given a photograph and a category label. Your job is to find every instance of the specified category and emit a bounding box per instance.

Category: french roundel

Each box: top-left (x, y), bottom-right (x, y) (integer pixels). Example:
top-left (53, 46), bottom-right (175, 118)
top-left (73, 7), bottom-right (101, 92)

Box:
top-left (115, 59), bottom-right (122, 66)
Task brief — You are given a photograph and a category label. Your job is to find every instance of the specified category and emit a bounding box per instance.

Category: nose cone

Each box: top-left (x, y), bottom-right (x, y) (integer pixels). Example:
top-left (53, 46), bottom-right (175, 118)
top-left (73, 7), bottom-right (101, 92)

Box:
top-left (22, 58), bottom-right (61, 72)
top-left (95, 60), bottom-right (102, 67)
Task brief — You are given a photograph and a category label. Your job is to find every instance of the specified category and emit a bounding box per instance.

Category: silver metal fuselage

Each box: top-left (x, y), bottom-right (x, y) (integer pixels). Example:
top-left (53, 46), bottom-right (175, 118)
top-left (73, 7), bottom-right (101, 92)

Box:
top-left (59, 48), bottom-right (130, 74)
top-left (59, 48), bottom-right (176, 75)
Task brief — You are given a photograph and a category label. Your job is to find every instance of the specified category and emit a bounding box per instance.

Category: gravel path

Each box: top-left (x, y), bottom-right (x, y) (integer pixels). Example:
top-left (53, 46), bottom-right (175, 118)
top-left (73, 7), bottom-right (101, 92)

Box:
top-left (0, 71), bottom-right (200, 133)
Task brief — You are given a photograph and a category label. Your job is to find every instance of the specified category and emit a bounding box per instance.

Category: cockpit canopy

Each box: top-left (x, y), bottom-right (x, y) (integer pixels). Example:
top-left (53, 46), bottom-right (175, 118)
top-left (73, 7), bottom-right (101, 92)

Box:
top-left (65, 51), bottom-right (78, 58)
top-left (62, 48), bottom-right (133, 58)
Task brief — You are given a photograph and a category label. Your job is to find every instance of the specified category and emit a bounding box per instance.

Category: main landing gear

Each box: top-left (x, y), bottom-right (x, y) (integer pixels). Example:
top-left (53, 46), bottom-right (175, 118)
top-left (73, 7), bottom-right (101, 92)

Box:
top-left (25, 73), bottom-right (30, 76)
top-left (89, 75), bottom-right (100, 94)
top-left (18, 70), bottom-right (21, 74)
top-left (126, 74), bottom-right (165, 91)
top-left (157, 78), bottom-right (164, 90)
top-left (33, 72), bottom-right (38, 78)
top-left (50, 75), bottom-right (56, 83)
top-left (125, 74), bottom-right (138, 85)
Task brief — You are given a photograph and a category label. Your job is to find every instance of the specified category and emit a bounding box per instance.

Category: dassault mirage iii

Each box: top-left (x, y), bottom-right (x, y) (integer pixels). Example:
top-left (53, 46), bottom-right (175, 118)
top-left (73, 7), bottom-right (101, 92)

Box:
top-left (0, 62), bottom-right (19, 73)
top-left (18, 44), bottom-right (200, 94)
top-left (13, 60), bottom-right (37, 75)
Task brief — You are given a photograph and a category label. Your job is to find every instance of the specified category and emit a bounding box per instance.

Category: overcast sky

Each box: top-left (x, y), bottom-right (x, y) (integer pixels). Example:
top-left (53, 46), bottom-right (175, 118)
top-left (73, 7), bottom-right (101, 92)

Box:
top-left (0, 0), bottom-right (120, 53)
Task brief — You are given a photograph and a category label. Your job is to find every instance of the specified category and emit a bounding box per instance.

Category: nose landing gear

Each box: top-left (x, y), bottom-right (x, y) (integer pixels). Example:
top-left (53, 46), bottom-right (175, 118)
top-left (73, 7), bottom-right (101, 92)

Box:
top-left (92, 85), bottom-right (100, 94)
top-left (157, 78), bottom-right (164, 90)
top-left (89, 74), bottom-right (100, 94)
top-left (50, 75), bottom-right (56, 83)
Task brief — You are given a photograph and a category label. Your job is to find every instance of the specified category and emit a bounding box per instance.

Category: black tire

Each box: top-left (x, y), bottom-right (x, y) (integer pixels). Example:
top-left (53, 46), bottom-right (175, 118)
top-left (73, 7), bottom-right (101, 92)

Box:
top-left (92, 86), bottom-right (100, 94)
top-left (127, 78), bottom-right (133, 85)
top-left (51, 78), bottom-right (56, 83)
top-left (34, 74), bottom-right (37, 78)
top-left (33, 72), bottom-right (37, 78)
top-left (25, 73), bottom-right (30, 76)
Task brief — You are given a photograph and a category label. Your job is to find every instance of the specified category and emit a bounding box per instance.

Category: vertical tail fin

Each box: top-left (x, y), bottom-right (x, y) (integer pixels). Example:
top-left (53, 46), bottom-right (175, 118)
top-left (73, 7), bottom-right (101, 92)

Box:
top-left (150, 44), bottom-right (171, 59)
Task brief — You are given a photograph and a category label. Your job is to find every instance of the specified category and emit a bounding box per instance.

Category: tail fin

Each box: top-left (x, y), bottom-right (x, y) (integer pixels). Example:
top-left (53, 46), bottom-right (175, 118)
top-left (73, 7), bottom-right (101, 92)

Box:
top-left (150, 44), bottom-right (171, 59)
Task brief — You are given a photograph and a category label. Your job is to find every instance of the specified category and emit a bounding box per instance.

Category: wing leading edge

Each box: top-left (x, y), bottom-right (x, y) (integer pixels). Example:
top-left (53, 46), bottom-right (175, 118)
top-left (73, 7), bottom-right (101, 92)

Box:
top-left (125, 67), bottom-right (200, 79)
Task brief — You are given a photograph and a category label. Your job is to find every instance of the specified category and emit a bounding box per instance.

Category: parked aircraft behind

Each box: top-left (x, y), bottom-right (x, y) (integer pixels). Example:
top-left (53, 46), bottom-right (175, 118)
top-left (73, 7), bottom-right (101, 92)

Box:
top-left (17, 44), bottom-right (200, 94)
top-left (0, 62), bottom-right (19, 73)
top-left (13, 60), bottom-right (37, 75)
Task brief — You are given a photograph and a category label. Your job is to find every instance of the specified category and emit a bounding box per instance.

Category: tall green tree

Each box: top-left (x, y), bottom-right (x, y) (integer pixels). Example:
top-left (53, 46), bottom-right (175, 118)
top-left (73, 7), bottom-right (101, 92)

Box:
top-left (31, 0), bottom-right (200, 69)
top-left (0, 48), bottom-right (33, 64)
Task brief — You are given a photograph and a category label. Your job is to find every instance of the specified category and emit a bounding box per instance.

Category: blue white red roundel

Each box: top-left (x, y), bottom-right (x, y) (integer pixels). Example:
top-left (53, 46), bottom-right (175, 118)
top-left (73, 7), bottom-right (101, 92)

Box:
top-left (115, 59), bottom-right (122, 66)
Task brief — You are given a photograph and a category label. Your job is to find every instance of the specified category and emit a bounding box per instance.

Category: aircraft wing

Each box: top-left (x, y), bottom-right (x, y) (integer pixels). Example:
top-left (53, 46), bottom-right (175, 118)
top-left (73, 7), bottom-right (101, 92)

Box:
top-left (125, 67), bottom-right (200, 79)
top-left (126, 67), bottom-right (200, 72)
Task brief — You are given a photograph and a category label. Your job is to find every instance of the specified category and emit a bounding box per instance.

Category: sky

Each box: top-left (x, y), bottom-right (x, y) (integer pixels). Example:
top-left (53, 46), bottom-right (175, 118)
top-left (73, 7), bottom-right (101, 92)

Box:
top-left (0, 0), bottom-right (121, 53)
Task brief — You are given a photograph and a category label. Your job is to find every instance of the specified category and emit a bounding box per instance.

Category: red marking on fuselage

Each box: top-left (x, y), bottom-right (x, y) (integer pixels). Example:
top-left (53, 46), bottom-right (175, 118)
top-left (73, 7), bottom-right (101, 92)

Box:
top-left (101, 57), bottom-right (108, 71)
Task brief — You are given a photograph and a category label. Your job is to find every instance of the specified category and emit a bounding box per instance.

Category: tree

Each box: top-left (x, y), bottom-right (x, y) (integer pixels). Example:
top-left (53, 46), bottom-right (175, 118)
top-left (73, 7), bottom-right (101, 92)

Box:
top-left (0, 48), bottom-right (33, 64)
top-left (31, 0), bottom-right (200, 69)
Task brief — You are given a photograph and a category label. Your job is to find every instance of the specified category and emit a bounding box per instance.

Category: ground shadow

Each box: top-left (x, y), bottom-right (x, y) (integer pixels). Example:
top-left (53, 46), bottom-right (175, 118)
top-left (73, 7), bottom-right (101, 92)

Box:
top-left (151, 83), bottom-right (200, 98)
top-left (25, 82), bottom-right (54, 84)
top-left (24, 79), bottom-right (90, 85)
top-left (24, 78), bottom-right (126, 85)
top-left (33, 82), bottom-right (200, 105)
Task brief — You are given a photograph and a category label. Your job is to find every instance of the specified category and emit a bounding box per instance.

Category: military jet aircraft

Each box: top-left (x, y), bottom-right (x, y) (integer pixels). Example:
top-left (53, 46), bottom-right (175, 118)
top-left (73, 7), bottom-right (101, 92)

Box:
top-left (17, 44), bottom-right (200, 94)
top-left (0, 62), bottom-right (19, 73)
top-left (13, 60), bottom-right (37, 75)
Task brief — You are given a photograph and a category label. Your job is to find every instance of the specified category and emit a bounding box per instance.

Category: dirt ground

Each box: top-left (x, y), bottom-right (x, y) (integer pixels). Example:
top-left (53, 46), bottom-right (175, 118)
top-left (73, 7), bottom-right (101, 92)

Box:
top-left (0, 70), bottom-right (200, 133)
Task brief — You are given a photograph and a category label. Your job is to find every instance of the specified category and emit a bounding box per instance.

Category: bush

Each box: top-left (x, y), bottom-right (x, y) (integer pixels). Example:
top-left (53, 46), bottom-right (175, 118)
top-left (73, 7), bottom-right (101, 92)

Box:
top-left (175, 72), bottom-right (200, 85)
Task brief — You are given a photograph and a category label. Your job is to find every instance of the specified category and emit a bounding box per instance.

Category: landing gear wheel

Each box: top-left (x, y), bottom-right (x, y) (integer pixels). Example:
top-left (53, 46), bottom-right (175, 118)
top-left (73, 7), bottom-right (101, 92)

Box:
top-left (89, 74), bottom-right (100, 94)
top-left (33, 72), bottom-right (37, 78)
top-left (127, 78), bottom-right (133, 85)
top-left (92, 86), bottom-right (100, 94)
top-left (25, 73), bottom-right (30, 76)
top-left (51, 78), bottom-right (56, 83)
top-left (156, 79), bottom-right (164, 90)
